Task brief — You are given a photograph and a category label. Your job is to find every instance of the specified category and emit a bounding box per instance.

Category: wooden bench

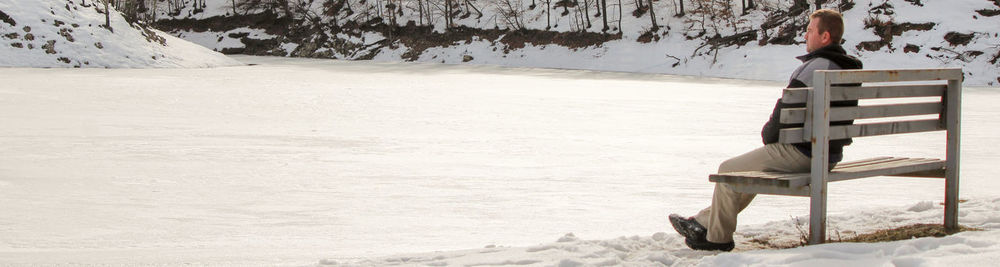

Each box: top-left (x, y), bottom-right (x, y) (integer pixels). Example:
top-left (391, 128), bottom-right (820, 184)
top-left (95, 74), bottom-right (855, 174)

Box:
top-left (709, 68), bottom-right (963, 244)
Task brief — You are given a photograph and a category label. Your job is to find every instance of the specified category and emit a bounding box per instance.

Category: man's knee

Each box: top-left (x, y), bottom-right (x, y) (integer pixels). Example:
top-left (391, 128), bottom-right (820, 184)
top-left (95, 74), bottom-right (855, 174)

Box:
top-left (717, 158), bottom-right (740, 173)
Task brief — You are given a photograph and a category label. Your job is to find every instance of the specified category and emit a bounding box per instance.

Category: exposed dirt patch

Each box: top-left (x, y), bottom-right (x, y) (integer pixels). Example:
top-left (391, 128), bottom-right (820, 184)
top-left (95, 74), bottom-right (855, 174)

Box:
top-left (636, 30), bottom-right (658, 43)
top-left (0, 9), bottom-right (16, 26)
top-left (759, 6), bottom-right (809, 45)
top-left (42, 40), bottom-right (56, 54)
top-left (977, 9), bottom-right (1000, 17)
top-left (857, 18), bottom-right (935, 51)
top-left (944, 32), bottom-right (975, 46)
top-left (155, 12), bottom-right (292, 36)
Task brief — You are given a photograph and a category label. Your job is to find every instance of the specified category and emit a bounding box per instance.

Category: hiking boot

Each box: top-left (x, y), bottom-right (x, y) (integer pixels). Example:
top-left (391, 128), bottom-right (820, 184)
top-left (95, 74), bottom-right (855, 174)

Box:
top-left (669, 214), bottom-right (735, 252)
top-left (684, 236), bottom-right (735, 252)
top-left (669, 214), bottom-right (707, 240)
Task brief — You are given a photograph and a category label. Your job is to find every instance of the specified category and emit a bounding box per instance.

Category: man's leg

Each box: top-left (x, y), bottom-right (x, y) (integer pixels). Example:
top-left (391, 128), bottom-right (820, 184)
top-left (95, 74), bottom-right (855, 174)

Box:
top-left (693, 143), bottom-right (811, 243)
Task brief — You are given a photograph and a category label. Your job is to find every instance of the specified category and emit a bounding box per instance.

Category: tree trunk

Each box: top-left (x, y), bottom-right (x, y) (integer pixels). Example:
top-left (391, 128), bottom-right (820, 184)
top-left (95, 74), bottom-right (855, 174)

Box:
top-left (814, 0), bottom-right (826, 10)
top-left (648, 0), bottom-right (657, 30)
top-left (465, 0), bottom-right (483, 18)
top-left (583, 0), bottom-right (591, 28)
top-left (618, 0), bottom-right (622, 30)
top-left (418, 0), bottom-right (424, 25)
top-left (600, 0), bottom-right (608, 31)
top-left (104, 0), bottom-right (112, 32)
top-left (445, 0), bottom-right (452, 30)
top-left (546, 0), bottom-right (551, 29)
top-left (793, 0), bottom-right (808, 9)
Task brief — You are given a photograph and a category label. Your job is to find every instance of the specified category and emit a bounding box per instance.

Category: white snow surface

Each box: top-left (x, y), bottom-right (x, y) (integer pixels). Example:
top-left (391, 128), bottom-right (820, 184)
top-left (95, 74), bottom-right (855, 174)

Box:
top-left (0, 0), bottom-right (239, 68)
top-left (1, 56), bottom-right (999, 266)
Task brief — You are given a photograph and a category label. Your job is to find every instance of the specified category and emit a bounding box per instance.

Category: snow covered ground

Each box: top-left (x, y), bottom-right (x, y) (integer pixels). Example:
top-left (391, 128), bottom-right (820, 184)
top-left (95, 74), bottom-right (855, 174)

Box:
top-left (0, 0), bottom-right (238, 68)
top-left (0, 57), bottom-right (1000, 266)
top-left (1, 56), bottom-right (999, 266)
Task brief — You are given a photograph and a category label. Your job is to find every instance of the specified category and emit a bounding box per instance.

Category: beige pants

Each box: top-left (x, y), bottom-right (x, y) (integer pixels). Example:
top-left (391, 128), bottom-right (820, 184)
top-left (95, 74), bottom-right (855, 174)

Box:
top-left (693, 143), bottom-right (816, 243)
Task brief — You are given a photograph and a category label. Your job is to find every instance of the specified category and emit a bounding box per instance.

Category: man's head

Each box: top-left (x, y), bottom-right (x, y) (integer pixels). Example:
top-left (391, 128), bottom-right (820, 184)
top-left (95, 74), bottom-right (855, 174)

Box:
top-left (805, 9), bottom-right (844, 53)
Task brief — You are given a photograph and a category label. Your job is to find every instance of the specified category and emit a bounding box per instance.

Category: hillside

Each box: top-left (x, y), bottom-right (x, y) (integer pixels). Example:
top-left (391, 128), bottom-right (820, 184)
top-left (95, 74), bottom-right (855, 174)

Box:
top-left (150, 0), bottom-right (1000, 86)
top-left (0, 0), bottom-right (238, 68)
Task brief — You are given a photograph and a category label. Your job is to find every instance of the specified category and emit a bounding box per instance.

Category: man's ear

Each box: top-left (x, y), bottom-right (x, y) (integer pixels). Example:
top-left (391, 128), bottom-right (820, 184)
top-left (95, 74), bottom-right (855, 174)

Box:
top-left (821, 31), bottom-right (832, 45)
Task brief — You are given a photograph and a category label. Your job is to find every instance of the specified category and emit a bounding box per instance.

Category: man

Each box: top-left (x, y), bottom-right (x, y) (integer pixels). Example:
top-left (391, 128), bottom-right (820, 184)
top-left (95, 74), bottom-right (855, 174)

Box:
top-left (669, 9), bottom-right (863, 251)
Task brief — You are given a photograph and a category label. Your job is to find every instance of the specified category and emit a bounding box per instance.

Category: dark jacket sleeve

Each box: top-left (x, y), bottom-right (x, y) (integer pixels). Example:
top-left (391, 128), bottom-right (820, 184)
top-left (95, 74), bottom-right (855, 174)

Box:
top-left (761, 79), bottom-right (808, 144)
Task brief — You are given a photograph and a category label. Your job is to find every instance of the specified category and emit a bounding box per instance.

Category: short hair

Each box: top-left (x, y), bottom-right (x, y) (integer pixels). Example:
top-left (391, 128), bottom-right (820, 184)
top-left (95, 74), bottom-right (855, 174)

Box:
top-left (810, 9), bottom-right (844, 45)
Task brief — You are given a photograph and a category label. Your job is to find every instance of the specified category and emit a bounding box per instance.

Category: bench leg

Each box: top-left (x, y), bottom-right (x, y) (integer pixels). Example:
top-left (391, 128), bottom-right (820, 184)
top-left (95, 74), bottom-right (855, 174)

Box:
top-left (808, 186), bottom-right (827, 244)
top-left (944, 78), bottom-right (961, 230)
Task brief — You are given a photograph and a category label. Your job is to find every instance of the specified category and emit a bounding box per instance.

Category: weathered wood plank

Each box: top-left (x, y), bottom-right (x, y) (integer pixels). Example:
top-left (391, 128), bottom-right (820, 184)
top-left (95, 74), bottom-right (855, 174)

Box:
top-left (809, 71), bottom-right (832, 244)
top-left (833, 158), bottom-right (936, 172)
top-left (830, 159), bottom-right (946, 182)
top-left (833, 157), bottom-right (896, 168)
top-left (945, 78), bottom-right (962, 229)
top-left (728, 183), bottom-right (810, 197)
top-left (780, 102), bottom-right (942, 124)
top-left (820, 68), bottom-right (964, 84)
top-left (710, 157), bottom-right (945, 188)
top-left (782, 84), bottom-right (946, 104)
top-left (710, 171), bottom-right (808, 187)
top-left (779, 119), bottom-right (944, 143)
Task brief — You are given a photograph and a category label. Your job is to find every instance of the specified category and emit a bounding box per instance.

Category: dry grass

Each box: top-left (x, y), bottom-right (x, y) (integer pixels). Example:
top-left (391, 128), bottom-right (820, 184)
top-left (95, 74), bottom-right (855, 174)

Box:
top-left (750, 223), bottom-right (981, 250)
top-left (841, 224), bottom-right (980, 243)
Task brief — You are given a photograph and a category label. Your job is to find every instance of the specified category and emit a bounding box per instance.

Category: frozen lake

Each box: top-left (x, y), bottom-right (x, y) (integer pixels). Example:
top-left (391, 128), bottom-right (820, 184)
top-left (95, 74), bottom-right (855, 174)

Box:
top-left (1, 56), bottom-right (998, 266)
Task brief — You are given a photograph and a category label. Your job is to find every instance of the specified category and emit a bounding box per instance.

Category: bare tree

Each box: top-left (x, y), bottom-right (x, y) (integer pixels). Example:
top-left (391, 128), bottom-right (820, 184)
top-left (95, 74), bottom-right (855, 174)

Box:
top-left (600, 0), bottom-right (608, 31)
top-left (103, 0), bottom-right (112, 32)
top-left (647, 0), bottom-right (656, 30)
top-left (741, 0), bottom-right (755, 15)
top-left (495, 0), bottom-right (524, 30)
top-left (546, 0), bottom-right (551, 29)
top-left (814, 0), bottom-right (826, 9)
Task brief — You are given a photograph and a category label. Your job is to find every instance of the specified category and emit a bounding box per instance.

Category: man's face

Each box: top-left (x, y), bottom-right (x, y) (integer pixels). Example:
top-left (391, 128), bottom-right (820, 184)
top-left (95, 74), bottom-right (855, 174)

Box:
top-left (805, 18), bottom-right (830, 53)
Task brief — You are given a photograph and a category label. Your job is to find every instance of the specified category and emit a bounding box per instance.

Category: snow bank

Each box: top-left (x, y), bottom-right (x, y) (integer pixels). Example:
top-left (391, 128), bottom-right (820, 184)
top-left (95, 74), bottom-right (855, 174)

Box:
top-left (325, 198), bottom-right (1000, 266)
top-left (157, 0), bottom-right (1000, 86)
top-left (0, 0), bottom-right (239, 68)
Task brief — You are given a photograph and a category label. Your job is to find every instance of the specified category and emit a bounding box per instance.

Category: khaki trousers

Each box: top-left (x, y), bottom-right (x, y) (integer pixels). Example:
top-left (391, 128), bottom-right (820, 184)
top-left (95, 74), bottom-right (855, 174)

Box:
top-left (693, 143), bottom-right (816, 243)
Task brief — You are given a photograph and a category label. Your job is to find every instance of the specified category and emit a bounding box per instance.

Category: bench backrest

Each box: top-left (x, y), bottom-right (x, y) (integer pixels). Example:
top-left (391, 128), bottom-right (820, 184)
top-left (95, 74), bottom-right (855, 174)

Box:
top-left (775, 68), bottom-right (963, 245)
top-left (777, 68), bottom-right (963, 144)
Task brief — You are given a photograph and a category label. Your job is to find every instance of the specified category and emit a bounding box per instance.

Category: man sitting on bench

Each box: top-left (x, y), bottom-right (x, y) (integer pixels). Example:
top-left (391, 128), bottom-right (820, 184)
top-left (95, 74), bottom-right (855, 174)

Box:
top-left (669, 9), bottom-right (864, 251)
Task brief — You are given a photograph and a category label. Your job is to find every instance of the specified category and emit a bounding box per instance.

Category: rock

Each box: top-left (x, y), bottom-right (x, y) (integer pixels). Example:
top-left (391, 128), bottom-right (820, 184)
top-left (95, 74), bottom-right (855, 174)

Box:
top-left (462, 55), bottom-right (473, 62)
top-left (904, 44), bottom-right (920, 53)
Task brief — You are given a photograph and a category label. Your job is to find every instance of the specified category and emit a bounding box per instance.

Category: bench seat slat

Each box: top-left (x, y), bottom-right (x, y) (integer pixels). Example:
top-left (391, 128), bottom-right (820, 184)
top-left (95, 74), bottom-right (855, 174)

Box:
top-left (779, 119), bottom-right (943, 143)
top-left (830, 158), bottom-right (945, 182)
top-left (782, 84), bottom-right (946, 104)
top-left (709, 157), bottom-right (945, 189)
top-left (780, 102), bottom-right (942, 124)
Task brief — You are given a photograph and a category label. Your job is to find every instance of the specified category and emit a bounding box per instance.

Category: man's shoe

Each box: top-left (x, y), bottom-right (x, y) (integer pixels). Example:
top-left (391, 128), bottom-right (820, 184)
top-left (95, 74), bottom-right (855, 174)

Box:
top-left (685, 237), bottom-right (735, 252)
top-left (668, 214), bottom-right (706, 240)
top-left (669, 214), bottom-right (735, 252)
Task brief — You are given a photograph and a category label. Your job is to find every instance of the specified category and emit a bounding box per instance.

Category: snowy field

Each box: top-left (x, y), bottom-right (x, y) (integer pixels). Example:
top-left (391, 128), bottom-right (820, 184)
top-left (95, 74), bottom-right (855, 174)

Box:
top-left (1, 56), bottom-right (999, 266)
